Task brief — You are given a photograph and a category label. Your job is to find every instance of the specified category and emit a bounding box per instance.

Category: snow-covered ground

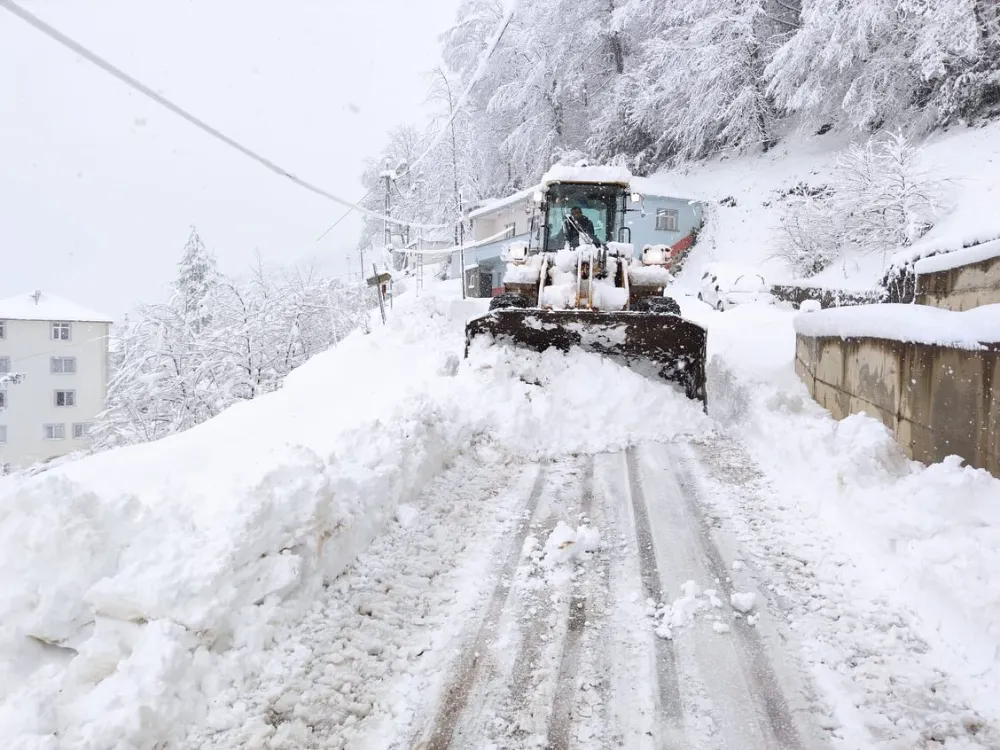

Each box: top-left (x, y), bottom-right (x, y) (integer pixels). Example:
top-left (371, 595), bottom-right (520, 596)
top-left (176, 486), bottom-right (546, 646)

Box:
top-left (638, 120), bottom-right (1000, 292)
top-left (1, 277), bottom-right (998, 748)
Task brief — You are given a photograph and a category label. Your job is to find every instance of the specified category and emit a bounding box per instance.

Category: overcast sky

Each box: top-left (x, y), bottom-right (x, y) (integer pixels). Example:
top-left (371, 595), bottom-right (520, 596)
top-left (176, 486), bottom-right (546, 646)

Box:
top-left (0, 0), bottom-right (462, 320)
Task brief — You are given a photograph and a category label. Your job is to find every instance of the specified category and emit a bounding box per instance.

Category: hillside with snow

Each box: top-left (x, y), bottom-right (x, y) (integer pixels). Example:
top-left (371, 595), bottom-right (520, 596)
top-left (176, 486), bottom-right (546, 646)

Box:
top-left (640, 120), bottom-right (1000, 294)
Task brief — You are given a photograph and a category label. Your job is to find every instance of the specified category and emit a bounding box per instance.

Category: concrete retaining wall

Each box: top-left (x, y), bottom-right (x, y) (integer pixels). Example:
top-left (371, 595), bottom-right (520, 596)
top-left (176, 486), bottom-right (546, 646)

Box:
top-left (915, 253), bottom-right (1000, 311)
top-left (795, 334), bottom-right (1000, 477)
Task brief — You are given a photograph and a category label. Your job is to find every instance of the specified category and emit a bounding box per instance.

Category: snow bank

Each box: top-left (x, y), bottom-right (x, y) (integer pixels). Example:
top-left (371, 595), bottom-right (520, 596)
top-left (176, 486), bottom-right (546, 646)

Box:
top-left (0, 278), bottom-right (711, 748)
top-left (914, 238), bottom-right (1000, 275)
top-left (699, 297), bottom-right (1000, 720)
top-left (793, 303), bottom-right (1000, 347)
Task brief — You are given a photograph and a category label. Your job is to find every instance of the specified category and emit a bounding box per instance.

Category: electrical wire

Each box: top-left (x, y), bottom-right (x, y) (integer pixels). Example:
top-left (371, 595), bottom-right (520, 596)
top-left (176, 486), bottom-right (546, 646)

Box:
top-left (311, 0), bottom-right (522, 240)
top-left (0, 0), bottom-right (450, 230)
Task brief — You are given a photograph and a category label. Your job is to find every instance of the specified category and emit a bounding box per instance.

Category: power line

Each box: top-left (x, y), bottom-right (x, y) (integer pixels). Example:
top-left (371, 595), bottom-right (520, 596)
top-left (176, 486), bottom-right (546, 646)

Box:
top-left (314, 184), bottom-right (378, 242)
top-left (0, 0), bottom-right (449, 230)
top-left (313, 0), bottom-right (522, 240)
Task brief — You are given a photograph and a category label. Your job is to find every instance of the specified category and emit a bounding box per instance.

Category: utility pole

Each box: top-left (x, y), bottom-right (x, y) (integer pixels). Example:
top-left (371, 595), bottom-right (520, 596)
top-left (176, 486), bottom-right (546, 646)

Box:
top-left (383, 158), bottom-right (393, 253)
top-left (458, 192), bottom-right (467, 300)
top-left (440, 69), bottom-right (468, 301)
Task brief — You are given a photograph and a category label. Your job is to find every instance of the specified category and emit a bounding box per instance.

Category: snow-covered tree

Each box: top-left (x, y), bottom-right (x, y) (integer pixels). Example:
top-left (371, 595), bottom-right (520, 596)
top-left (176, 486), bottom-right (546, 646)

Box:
top-left (174, 226), bottom-right (218, 332)
top-left (92, 238), bottom-right (372, 451)
top-left (774, 132), bottom-right (948, 275)
top-left (765, 0), bottom-right (991, 132)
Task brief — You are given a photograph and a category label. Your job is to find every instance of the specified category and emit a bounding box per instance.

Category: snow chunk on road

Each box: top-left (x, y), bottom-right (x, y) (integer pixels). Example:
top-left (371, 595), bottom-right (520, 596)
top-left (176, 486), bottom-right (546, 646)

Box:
top-left (730, 592), bottom-right (757, 614)
top-left (654, 581), bottom-right (729, 640)
top-left (542, 521), bottom-right (600, 567)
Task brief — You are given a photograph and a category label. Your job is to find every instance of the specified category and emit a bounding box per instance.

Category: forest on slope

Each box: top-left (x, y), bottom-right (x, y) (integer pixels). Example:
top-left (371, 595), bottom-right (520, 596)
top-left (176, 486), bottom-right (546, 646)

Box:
top-left (356, 0), bottom-right (1000, 251)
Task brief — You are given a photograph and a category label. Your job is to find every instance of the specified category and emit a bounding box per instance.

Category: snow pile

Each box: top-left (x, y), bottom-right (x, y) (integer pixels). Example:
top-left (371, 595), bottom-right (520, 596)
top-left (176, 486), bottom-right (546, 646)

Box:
top-left (793, 303), bottom-right (1000, 347)
top-left (0, 278), bottom-right (710, 748)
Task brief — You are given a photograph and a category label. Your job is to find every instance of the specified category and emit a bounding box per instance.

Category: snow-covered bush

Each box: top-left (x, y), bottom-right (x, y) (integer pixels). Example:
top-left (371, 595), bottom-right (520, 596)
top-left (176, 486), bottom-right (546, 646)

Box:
top-left (774, 133), bottom-right (949, 276)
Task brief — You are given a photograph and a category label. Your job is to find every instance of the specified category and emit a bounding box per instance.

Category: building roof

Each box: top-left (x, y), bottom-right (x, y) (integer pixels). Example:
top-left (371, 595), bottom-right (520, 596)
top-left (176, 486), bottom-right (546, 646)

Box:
top-left (0, 290), bottom-right (114, 323)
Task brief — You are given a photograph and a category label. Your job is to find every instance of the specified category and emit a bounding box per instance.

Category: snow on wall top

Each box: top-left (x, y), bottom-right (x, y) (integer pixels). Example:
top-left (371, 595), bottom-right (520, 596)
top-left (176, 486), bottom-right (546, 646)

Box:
top-left (794, 303), bottom-right (1000, 348)
top-left (914, 238), bottom-right (1000, 276)
top-left (541, 164), bottom-right (632, 186)
top-left (0, 291), bottom-right (114, 323)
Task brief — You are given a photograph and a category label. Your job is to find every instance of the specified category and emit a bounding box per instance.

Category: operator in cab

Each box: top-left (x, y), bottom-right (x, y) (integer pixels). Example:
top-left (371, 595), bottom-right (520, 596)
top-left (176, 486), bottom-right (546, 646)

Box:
top-left (564, 206), bottom-right (596, 248)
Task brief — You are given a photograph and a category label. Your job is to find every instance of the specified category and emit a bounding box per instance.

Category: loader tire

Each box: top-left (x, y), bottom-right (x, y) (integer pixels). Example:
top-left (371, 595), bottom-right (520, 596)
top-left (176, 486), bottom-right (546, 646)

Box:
top-left (633, 296), bottom-right (681, 315)
top-left (489, 292), bottom-right (531, 311)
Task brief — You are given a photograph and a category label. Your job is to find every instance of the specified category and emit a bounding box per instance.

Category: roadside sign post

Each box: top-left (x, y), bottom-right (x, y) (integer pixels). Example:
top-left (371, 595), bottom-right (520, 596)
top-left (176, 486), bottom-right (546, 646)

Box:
top-left (367, 266), bottom-right (392, 325)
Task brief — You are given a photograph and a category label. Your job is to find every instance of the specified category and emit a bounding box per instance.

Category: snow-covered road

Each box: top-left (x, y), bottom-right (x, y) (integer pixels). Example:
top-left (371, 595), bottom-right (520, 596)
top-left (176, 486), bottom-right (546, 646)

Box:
top-left (183, 430), bottom-right (997, 750)
top-left (4, 285), bottom-right (998, 749)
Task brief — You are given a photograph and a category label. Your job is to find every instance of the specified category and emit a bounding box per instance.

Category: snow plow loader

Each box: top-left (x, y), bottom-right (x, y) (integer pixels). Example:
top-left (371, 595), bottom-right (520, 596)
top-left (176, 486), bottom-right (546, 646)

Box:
top-left (464, 166), bottom-right (707, 404)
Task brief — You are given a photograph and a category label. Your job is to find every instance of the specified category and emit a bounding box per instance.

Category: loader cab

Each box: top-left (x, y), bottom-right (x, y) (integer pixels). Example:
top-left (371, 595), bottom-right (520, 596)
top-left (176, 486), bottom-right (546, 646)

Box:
top-left (539, 181), bottom-right (629, 252)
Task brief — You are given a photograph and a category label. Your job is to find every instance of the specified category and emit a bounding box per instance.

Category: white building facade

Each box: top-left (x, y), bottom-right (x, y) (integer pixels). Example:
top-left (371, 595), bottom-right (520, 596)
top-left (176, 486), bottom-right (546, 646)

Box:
top-left (0, 291), bottom-right (113, 471)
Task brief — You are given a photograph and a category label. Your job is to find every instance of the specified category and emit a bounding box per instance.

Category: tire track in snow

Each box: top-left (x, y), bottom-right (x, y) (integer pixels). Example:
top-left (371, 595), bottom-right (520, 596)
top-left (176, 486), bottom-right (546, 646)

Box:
top-left (494, 512), bottom-right (562, 744)
top-left (546, 455), bottom-right (596, 750)
top-left (419, 462), bottom-right (549, 750)
top-left (625, 447), bottom-right (687, 740)
top-left (634, 442), bottom-right (806, 749)
top-left (670, 443), bottom-right (804, 749)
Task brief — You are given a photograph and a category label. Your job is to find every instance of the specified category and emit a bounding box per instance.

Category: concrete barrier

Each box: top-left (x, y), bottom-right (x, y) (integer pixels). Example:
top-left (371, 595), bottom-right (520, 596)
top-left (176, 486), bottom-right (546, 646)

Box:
top-left (914, 240), bottom-right (1000, 311)
top-left (795, 330), bottom-right (1000, 478)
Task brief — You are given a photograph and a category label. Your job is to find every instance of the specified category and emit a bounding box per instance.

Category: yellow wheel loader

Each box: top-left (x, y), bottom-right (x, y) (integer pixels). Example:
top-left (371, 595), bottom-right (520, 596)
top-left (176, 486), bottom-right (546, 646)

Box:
top-left (464, 166), bottom-right (707, 405)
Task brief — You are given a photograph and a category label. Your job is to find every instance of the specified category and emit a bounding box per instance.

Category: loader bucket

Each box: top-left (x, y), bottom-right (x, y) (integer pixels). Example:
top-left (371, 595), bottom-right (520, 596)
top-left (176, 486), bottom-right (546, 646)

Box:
top-left (465, 309), bottom-right (707, 404)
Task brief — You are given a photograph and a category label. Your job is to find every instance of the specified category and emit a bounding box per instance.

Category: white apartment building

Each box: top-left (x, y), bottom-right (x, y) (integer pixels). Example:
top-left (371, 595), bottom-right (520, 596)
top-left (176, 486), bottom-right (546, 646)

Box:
top-left (0, 290), bottom-right (113, 471)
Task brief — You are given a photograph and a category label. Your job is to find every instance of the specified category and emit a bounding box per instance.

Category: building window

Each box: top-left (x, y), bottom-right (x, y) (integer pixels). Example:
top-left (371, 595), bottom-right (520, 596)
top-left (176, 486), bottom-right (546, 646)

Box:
top-left (0, 391), bottom-right (5, 409)
top-left (72, 422), bottom-right (91, 439)
top-left (52, 322), bottom-right (71, 341)
top-left (0, 356), bottom-right (9, 374)
top-left (655, 208), bottom-right (679, 232)
top-left (55, 390), bottom-right (76, 407)
top-left (504, 222), bottom-right (516, 239)
top-left (0, 425), bottom-right (6, 443)
top-left (51, 356), bottom-right (77, 374)
top-left (44, 423), bottom-right (66, 440)
top-left (0, 321), bottom-right (5, 339)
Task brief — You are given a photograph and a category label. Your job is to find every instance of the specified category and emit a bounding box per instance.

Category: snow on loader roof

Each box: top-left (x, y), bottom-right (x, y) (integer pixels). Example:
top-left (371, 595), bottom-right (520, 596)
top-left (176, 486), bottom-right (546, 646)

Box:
top-left (541, 164), bottom-right (633, 186)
